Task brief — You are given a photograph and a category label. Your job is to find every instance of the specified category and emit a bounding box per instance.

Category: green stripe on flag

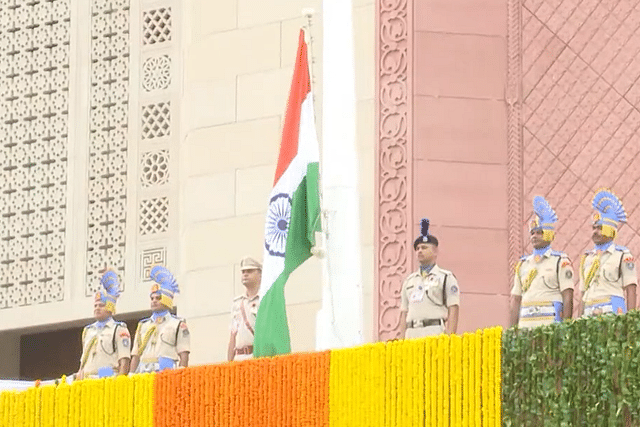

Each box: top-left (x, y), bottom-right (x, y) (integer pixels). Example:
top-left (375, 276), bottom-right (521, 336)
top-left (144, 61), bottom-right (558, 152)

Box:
top-left (254, 162), bottom-right (321, 357)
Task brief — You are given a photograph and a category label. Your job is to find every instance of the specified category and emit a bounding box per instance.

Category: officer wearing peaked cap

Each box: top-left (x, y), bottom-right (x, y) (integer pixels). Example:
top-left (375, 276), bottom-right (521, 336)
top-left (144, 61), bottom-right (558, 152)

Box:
top-left (510, 196), bottom-right (574, 329)
top-left (228, 257), bottom-right (262, 361)
top-left (130, 265), bottom-right (190, 373)
top-left (77, 270), bottom-right (131, 379)
top-left (399, 219), bottom-right (460, 338)
top-left (580, 189), bottom-right (637, 317)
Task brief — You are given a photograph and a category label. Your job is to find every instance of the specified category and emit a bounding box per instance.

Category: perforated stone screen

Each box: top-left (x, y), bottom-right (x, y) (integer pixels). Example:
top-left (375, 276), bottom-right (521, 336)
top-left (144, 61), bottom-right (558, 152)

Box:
top-left (0, 0), bottom-right (71, 308)
top-left (142, 7), bottom-right (171, 45)
top-left (142, 55), bottom-right (171, 92)
top-left (85, 0), bottom-right (130, 295)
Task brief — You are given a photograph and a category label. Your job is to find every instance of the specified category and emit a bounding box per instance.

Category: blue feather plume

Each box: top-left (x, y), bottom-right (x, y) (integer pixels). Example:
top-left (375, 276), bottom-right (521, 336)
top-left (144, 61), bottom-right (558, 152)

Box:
top-left (150, 265), bottom-right (180, 294)
top-left (592, 189), bottom-right (627, 223)
top-left (532, 196), bottom-right (557, 224)
top-left (100, 270), bottom-right (120, 298)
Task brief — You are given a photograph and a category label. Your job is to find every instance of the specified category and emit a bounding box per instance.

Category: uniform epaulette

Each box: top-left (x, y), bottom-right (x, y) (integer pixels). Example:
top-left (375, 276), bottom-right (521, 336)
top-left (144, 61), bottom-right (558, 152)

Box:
top-left (520, 255), bottom-right (528, 261)
top-left (84, 323), bottom-right (93, 330)
top-left (233, 295), bottom-right (244, 301)
top-left (170, 313), bottom-right (184, 321)
top-left (439, 267), bottom-right (454, 276)
top-left (139, 317), bottom-right (152, 324)
top-left (616, 245), bottom-right (629, 252)
top-left (115, 320), bottom-right (127, 327)
top-left (403, 271), bottom-right (421, 280)
top-left (550, 250), bottom-right (566, 257)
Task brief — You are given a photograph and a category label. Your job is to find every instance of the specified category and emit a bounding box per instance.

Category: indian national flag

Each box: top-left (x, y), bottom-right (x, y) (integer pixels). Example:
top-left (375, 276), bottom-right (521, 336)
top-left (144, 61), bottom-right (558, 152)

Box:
top-left (253, 29), bottom-right (321, 357)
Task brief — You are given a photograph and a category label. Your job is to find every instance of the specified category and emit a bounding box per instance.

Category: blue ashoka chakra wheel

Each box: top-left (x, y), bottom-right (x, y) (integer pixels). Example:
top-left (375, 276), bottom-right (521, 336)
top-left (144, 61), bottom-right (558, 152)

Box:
top-left (265, 193), bottom-right (292, 257)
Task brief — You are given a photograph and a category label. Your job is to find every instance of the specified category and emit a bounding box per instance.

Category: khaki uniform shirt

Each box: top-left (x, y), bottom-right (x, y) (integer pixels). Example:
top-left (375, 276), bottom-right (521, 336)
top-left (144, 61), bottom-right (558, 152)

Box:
top-left (132, 313), bottom-right (190, 370)
top-left (580, 245), bottom-right (637, 308)
top-left (230, 294), bottom-right (259, 361)
top-left (511, 248), bottom-right (574, 328)
top-left (80, 318), bottom-right (131, 377)
top-left (400, 265), bottom-right (460, 338)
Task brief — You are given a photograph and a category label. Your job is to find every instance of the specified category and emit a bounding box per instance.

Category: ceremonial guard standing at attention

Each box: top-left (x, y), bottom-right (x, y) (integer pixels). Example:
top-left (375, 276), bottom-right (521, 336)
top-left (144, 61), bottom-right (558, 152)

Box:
top-left (510, 196), bottom-right (574, 328)
top-left (77, 270), bottom-right (131, 379)
top-left (130, 266), bottom-right (190, 372)
top-left (228, 257), bottom-right (262, 361)
top-left (580, 189), bottom-right (637, 317)
top-left (399, 219), bottom-right (460, 338)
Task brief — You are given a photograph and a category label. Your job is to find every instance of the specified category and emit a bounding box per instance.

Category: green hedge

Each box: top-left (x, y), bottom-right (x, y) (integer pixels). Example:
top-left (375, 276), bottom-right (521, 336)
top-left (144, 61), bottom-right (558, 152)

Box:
top-left (502, 311), bottom-right (640, 426)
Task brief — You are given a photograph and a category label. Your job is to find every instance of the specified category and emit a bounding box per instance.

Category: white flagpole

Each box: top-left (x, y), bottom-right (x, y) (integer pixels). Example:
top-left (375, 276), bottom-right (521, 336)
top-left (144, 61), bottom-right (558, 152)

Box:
top-left (315, 0), bottom-right (364, 350)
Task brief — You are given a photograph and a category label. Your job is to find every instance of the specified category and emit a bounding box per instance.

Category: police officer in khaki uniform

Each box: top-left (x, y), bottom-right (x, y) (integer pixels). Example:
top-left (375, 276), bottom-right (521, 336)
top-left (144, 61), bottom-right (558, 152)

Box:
top-left (580, 189), bottom-right (637, 316)
top-left (227, 257), bottom-right (262, 361)
top-left (399, 219), bottom-right (460, 338)
top-left (130, 265), bottom-right (190, 373)
top-left (76, 270), bottom-right (131, 379)
top-left (510, 196), bottom-right (574, 328)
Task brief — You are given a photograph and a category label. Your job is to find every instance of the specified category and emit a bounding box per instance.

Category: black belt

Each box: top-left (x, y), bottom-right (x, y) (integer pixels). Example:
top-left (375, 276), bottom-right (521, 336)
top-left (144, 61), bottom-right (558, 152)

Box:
top-left (235, 345), bottom-right (253, 355)
top-left (406, 319), bottom-right (443, 328)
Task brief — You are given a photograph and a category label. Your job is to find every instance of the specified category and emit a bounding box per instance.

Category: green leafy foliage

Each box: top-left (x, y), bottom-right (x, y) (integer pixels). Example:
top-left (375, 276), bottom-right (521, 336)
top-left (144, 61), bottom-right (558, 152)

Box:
top-left (502, 311), bottom-right (640, 426)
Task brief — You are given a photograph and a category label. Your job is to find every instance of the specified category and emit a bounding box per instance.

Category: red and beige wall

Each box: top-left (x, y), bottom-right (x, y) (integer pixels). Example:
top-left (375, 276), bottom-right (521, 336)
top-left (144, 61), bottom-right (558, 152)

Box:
top-left (4, 0), bottom-right (640, 375)
top-left (375, 0), bottom-right (510, 340)
top-left (375, 0), bottom-right (640, 339)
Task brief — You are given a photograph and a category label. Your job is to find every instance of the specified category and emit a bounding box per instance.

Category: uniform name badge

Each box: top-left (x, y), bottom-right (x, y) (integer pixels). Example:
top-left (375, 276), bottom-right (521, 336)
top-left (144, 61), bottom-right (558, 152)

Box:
top-left (409, 285), bottom-right (425, 303)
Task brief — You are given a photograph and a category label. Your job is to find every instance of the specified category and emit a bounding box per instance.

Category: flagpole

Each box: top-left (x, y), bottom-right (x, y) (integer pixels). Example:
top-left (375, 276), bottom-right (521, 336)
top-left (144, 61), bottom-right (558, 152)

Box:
top-left (302, 9), bottom-right (316, 90)
top-left (316, 0), bottom-right (364, 350)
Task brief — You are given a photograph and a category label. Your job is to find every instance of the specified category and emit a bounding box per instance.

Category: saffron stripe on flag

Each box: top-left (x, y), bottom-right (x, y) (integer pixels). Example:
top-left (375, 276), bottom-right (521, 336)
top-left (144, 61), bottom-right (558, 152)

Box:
top-left (254, 29), bottom-right (322, 357)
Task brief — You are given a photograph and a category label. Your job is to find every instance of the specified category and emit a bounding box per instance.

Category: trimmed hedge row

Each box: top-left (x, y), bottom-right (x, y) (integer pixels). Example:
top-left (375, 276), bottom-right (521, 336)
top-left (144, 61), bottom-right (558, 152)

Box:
top-left (503, 310), bottom-right (640, 426)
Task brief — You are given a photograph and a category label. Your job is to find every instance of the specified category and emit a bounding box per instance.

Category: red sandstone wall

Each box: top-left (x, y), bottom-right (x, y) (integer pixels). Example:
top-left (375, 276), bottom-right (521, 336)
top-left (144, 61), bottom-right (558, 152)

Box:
top-left (412, 0), bottom-right (510, 333)
top-left (376, 0), bottom-right (640, 339)
top-left (519, 0), bottom-right (640, 310)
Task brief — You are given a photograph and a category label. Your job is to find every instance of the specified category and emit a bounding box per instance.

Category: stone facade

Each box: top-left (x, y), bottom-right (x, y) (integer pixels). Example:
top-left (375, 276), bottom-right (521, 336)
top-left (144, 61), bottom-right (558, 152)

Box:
top-left (181, 0), bottom-right (375, 365)
top-left (5, 0), bottom-right (640, 378)
top-left (0, 0), bottom-right (375, 375)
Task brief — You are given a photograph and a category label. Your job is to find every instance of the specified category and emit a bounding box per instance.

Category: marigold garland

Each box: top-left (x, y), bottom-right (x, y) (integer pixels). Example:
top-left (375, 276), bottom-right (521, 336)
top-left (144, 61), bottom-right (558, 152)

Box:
top-left (0, 327), bottom-right (508, 427)
top-left (429, 336), bottom-right (437, 427)
top-left (451, 334), bottom-right (462, 427)
top-left (494, 327), bottom-right (502, 427)
top-left (148, 351), bottom-right (330, 427)
top-left (475, 330), bottom-right (483, 427)
top-left (482, 329), bottom-right (490, 427)
top-left (424, 337), bottom-right (432, 426)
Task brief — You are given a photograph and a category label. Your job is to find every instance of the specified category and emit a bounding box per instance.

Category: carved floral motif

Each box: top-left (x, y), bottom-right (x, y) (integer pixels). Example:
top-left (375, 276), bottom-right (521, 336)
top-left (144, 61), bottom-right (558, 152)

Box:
top-left (376, 0), bottom-right (411, 341)
top-left (507, 0), bottom-right (524, 274)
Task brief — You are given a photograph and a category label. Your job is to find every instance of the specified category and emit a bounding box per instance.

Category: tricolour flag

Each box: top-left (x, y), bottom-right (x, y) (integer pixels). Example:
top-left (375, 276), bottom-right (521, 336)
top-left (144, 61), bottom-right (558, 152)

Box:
top-left (253, 29), bottom-right (321, 357)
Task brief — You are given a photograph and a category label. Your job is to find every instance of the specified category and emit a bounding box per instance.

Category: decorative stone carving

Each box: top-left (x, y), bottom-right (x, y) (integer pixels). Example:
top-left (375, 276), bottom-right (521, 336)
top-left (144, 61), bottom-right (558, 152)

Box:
top-left (142, 55), bottom-right (171, 92)
top-left (86, 0), bottom-right (130, 295)
top-left (376, 0), bottom-right (412, 341)
top-left (140, 247), bottom-right (167, 281)
top-left (141, 102), bottom-right (171, 140)
top-left (506, 0), bottom-right (523, 275)
top-left (0, 0), bottom-right (71, 308)
top-left (142, 7), bottom-right (172, 45)
top-left (139, 197), bottom-right (169, 235)
top-left (141, 150), bottom-right (169, 187)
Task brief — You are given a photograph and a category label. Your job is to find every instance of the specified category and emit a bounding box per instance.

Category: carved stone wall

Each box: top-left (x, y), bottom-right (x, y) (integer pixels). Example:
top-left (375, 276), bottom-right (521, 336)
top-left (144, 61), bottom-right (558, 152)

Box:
top-left (137, 0), bottom-right (178, 283)
top-left (375, 0), bottom-right (412, 341)
top-left (0, 0), bottom-right (71, 308)
top-left (85, 0), bottom-right (131, 295)
top-left (515, 0), bottom-right (640, 266)
top-left (507, 0), bottom-right (524, 273)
